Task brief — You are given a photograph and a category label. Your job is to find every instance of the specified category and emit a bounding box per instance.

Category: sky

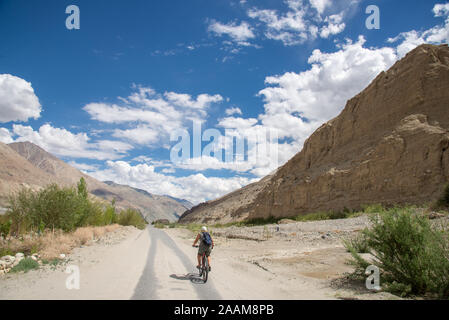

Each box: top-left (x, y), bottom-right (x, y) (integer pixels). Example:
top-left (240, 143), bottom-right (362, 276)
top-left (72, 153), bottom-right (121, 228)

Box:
top-left (1, 0), bottom-right (448, 204)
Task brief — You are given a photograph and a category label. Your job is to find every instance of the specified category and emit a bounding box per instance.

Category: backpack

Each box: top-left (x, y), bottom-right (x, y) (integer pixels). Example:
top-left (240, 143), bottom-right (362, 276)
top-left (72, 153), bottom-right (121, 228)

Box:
top-left (201, 232), bottom-right (212, 246)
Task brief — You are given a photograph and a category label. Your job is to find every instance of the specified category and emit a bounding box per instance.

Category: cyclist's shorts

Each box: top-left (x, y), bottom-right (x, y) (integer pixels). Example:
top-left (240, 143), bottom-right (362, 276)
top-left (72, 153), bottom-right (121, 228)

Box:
top-left (198, 243), bottom-right (212, 257)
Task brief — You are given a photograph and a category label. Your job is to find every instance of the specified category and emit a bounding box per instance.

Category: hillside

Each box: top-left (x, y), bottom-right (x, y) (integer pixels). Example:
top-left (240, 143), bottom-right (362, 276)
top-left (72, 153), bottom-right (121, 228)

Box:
top-left (2, 142), bottom-right (190, 222)
top-left (180, 44), bottom-right (449, 224)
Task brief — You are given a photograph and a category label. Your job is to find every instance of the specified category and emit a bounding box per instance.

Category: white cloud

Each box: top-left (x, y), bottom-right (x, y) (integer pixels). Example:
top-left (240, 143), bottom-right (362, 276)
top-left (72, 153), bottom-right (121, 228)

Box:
top-left (0, 127), bottom-right (14, 144)
top-left (67, 161), bottom-right (99, 172)
top-left (0, 74), bottom-right (42, 123)
top-left (259, 36), bottom-right (396, 130)
top-left (310, 0), bottom-right (331, 15)
top-left (320, 13), bottom-right (345, 38)
top-left (246, 0), bottom-right (356, 45)
top-left (248, 3), bottom-right (309, 46)
top-left (208, 20), bottom-right (255, 45)
top-left (112, 125), bottom-right (159, 145)
top-left (11, 123), bottom-right (132, 160)
top-left (84, 86), bottom-right (223, 148)
top-left (89, 160), bottom-right (257, 204)
top-left (433, 3), bottom-right (449, 17)
top-left (225, 107), bottom-right (243, 116)
top-left (388, 3), bottom-right (449, 58)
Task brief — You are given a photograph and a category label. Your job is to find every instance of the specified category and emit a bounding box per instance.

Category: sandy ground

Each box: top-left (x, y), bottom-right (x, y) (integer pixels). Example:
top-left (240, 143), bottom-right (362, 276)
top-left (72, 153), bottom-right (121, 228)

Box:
top-left (0, 216), bottom-right (402, 300)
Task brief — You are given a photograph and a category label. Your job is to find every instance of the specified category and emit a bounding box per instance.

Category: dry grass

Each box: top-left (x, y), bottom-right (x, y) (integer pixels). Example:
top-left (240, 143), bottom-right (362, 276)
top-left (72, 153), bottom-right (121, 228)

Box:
top-left (1, 224), bottom-right (121, 260)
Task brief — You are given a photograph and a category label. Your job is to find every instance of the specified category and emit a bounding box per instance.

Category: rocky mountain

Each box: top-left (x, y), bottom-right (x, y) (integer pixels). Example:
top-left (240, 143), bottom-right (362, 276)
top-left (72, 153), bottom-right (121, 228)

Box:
top-left (2, 141), bottom-right (190, 222)
top-left (180, 44), bottom-right (449, 224)
top-left (101, 181), bottom-right (193, 221)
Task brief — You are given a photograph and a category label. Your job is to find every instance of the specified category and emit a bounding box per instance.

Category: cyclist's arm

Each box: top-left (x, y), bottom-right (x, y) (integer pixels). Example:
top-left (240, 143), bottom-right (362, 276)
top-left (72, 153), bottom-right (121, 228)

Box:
top-left (192, 233), bottom-right (200, 246)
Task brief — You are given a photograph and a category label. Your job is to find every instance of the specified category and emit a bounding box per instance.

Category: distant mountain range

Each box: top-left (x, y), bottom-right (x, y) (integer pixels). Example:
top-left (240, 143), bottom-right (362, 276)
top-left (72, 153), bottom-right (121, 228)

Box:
top-left (0, 141), bottom-right (192, 222)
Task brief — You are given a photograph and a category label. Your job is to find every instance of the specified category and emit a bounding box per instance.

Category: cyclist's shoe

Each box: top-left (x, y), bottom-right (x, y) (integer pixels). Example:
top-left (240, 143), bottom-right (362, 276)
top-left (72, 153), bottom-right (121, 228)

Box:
top-left (196, 265), bottom-right (201, 269)
top-left (208, 266), bottom-right (211, 272)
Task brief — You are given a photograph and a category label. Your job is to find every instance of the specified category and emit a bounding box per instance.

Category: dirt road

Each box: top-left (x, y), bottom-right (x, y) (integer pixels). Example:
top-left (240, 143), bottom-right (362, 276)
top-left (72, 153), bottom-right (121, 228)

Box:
top-left (0, 218), bottom-right (393, 300)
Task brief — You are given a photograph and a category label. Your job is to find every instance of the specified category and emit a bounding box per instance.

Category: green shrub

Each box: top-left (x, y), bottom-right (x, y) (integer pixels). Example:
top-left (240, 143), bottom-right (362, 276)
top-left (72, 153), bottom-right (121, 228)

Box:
top-left (0, 216), bottom-right (11, 237)
top-left (10, 257), bottom-right (39, 273)
top-left (117, 209), bottom-right (146, 230)
top-left (361, 203), bottom-right (385, 214)
top-left (344, 232), bottom-right (370, 254)
top-left (5, 179), bottom-right (139, 235)
top-left (295, 210), bottom-right (350, 222)
top-left (346, 207), bottom-right (449, 298)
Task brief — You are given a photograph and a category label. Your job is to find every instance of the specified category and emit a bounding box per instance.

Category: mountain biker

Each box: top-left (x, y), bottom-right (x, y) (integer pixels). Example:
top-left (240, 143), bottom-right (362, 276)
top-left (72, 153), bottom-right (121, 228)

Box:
top-left (192, 226), bottom-right (214, 271)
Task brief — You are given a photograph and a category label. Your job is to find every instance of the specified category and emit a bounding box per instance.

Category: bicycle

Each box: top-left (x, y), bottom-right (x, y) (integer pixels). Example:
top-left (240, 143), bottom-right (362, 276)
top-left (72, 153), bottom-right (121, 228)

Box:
top-left (193, 245), bottom-right (209, 283)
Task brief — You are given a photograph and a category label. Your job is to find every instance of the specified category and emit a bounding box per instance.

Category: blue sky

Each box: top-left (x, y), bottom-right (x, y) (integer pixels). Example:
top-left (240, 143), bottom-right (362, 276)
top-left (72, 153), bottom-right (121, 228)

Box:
top-left (1, 0), bottom-right (448, 203)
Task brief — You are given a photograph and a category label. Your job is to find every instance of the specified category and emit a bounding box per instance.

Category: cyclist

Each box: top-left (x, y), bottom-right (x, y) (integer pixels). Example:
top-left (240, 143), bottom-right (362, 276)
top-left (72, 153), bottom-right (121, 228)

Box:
top-left (192, 226), bottom-right (214, 271)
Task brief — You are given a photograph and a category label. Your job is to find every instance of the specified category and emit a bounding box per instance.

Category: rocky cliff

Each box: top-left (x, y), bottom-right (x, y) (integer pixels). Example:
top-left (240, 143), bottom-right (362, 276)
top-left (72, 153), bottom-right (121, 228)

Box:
top-left (180, 44), bottom-right (449, 224)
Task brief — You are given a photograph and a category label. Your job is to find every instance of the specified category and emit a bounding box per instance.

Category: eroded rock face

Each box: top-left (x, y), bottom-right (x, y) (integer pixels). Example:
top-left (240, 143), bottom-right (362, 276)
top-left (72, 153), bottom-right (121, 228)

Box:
top-left (180, 44), bottom-right (449, 224)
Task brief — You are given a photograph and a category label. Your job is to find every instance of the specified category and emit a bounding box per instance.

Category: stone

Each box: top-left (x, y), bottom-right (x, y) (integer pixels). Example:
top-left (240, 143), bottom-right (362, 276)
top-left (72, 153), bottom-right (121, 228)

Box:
top-left (1, 255), bottom-right (15, 265)
top-left (15, 253), bottom-right (24, 259)
top-left (428, 212), bottom-right (445, 219)
top-left (59, 254), bottom-right (66, 259)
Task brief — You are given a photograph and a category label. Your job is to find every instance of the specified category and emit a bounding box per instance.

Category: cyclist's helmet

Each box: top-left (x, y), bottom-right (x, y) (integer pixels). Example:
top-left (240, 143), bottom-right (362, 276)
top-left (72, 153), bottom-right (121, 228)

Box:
top-left (201, 226), bottom-right (207, 232)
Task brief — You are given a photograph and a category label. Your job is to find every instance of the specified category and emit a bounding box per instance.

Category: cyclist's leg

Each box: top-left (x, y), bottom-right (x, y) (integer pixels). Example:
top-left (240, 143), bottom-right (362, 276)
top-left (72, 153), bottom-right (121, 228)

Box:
top-left (197, 245), bottom-right (205, 267)
top-left (206, 247), bottom-right (212, 270)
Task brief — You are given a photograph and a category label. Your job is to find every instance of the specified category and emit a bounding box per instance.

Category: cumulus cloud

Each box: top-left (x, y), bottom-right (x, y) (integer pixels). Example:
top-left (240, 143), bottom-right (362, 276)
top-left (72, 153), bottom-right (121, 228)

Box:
top-left (89, 160), bottom-right (257, 204)
top-left (248, 1), bottom-right (309, 46)
top-left (319, 13), bottom-right (345, 38)
top-left (208, 20), bottom-right (255, 45)
top-left (225, 107), bottom-right (243, 116)
top-left (388, 3), bottom-right (449, 58)
top-left (84, 86), bottom-right (223, 147)
top-left (11, 123), bottom-right (133, 160)
top-left (246, 0), bottom-right (354, 45)
top-left (0, 127), bottom-right (14, 144)
top-left (433, 3), bottom-right (449, 17)
top-left (0, 74), bottom-right (42, 123)
top-left (310, 0), bottom-right (331, 15)
top-left (67, 161), bottom-right (99, 172)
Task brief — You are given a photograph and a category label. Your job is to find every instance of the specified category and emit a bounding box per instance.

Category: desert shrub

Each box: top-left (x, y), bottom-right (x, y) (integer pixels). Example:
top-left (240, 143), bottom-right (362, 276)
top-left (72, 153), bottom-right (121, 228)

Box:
top-left (344, 232), bottom-right (370, 254)
top-left (295, 210), bottom-right (350, 222)
top-left (5, 179), bottom-right (125, 234)
top-left (117, 209), bottom-right (146, 230)
top-left (346, 207), bottom-right (449, 298)
top-left (10, 257), bottom-right (39, 273)
top-left (361, 203), bottom-right (385, 214)
top-left (0, 215), bottom-right (12, 237)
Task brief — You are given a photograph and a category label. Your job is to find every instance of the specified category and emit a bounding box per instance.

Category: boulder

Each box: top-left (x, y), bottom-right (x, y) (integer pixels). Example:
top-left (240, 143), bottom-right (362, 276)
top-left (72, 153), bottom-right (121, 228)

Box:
top-left (1, 255), bottom-right (15, 267)
top-left (15, 252), bottom-right (24, 259)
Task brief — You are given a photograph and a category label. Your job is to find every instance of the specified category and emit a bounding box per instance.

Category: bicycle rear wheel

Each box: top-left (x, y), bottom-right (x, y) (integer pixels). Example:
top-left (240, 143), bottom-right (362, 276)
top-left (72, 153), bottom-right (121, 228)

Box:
top-left (202, 255), bottom-right (208, 283)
